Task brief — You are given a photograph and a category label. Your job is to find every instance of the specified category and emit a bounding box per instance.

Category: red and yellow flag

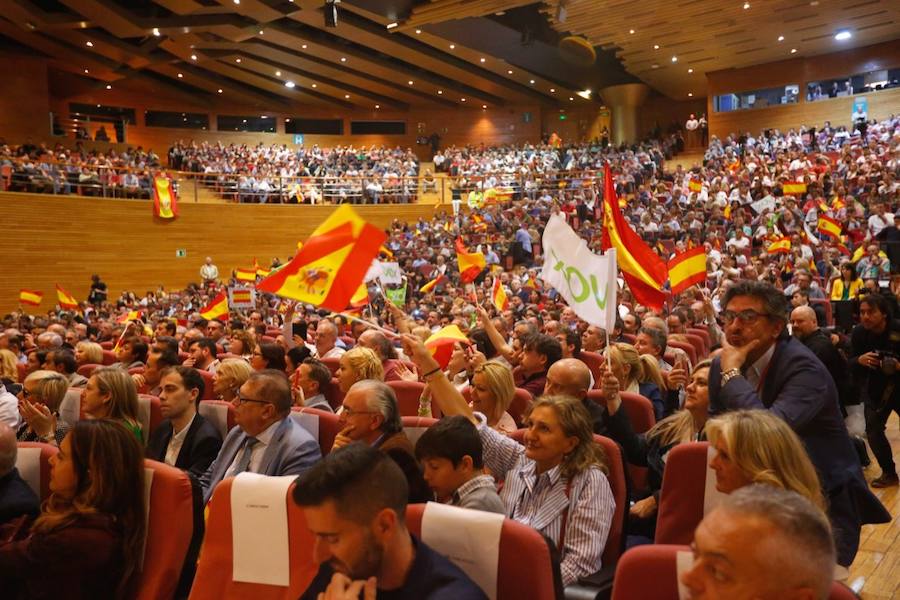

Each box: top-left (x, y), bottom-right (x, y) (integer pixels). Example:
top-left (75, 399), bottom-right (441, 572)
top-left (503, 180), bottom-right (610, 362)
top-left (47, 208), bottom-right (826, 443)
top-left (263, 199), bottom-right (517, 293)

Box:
top-left (455, 237), bottom-right (486, 283)
top-left (723, 203), bottom-right (732, 220)
top-left (767, 237), bottom-right (792, 254)
top-left (424, 325), bottom-right (470, 369)
top-left (601, 167), bottom-right (668, 310)
top-left (349, 284), bottom-right (369, 308)
top-left (231, 288), bottom-right (253, 304)
top-left (19, 289), bottom-right (42, 306)
top-left (152, 176), bottom-right (178, 219)
top-left (379, 245), bottom-right (394, 260)
top-left (234, 268), bottom-right (256, 282)
top-left (256, 205), bottom-right (386, 312)
top-left (117, 309), bottom-right (142, 324)
top-left (419, 274), bottom-right (446, 294)
top-left (56, 284), bottom-right (78, 310)
top-left (668, 247), bottom-right (708, 295)
top-left (200, 292), bottom-right (229, 321)
top-left (782, 182), bottom-right (807, 196)
top-left (835, 242), bottom-right (851, 256)
top-left (491, 278), bottom-right (509, 311)
top-left (817, 215), bottom-right (842, 239)
top-left (688, 180), bottom-right (702, 193)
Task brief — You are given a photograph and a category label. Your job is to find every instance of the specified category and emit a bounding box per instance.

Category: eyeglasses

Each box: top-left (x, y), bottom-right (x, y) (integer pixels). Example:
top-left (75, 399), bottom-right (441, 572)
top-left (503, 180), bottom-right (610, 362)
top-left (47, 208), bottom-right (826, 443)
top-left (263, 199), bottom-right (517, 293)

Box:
top-left (340, 405), bottom-right (378, 418)
top-left (236, 393), bottom-right (271, 406)
top-left (721, 309), bottom-right (769, 325)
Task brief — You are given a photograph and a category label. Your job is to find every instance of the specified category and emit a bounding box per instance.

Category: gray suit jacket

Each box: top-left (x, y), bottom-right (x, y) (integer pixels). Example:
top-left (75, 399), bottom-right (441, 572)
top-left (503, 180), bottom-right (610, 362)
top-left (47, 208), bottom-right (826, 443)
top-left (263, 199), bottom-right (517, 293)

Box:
top-left (200, 415), bottom-right (322, 503)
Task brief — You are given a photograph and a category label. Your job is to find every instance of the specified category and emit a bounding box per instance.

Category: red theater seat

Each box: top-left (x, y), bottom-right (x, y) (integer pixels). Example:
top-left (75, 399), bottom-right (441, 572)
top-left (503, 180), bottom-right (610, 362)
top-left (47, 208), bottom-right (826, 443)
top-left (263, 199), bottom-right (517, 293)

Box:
top-left (194, 368), bottom-right (217, 400)
top-left (199, 400), bottom-right (237, 439)
top-left (579, 351), bottom-right (604, 387)
top-left (667, 339), bottom-right (697, 366)
top-left (655, 442), bottom-right (710, 545)
top-left (77, 363), bottom-right (103, 378)
top-left (401, 416), bottom-right (439, 446)
top-left (137, 394), bottom-right (163, 444)
top-left (587, 389), bottom-right (656, 491)
top-left (320, 356), bottom-right (341, 376)
top-left (323, 377), bottom-right (345, 411)
top-left (15, 441), bottom-right (57, 501)
top-left (387, 380), bottom-right (433, 417)
top-left (101, 350), bottom-right (118, 365)
top-left (290, 406), bottom-right (342, 455)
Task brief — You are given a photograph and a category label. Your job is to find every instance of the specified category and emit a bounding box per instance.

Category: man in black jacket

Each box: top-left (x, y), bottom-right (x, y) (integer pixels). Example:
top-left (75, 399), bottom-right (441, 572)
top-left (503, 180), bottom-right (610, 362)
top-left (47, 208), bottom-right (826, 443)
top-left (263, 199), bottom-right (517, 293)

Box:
top-left (0, 423), bottom-right (39, 524)
top-left (147, 366), bottom-right (222, 479)
top-left (790, 306), bottom-right (850, 406)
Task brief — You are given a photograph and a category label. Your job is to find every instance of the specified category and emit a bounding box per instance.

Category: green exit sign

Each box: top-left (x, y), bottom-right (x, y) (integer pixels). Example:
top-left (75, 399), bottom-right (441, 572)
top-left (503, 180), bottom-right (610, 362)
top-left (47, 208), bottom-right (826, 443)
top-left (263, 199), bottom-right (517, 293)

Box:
top-left (559, 114), bottom-right (567, 121)
top-left (175, 249), bottom-right (187, 258)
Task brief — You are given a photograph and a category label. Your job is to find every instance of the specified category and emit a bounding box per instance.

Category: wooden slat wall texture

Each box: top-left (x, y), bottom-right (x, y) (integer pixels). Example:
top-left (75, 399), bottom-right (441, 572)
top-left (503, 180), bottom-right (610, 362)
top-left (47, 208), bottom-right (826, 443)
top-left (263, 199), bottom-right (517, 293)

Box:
top-left (3, 194), bottom-right (437, 313)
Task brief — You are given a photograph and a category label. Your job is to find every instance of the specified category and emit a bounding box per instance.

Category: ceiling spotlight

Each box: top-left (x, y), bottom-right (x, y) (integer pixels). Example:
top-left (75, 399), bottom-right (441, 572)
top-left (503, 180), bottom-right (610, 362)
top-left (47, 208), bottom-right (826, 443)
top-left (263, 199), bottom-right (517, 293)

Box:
top-left (743, 2), bottom-right (750, 8)
top-left (576, 89), bottom-right (591, 99)
top-left (550, 88), bottom-right (556, 92)
top-left (84, 68), bottom-right (89, 73)
top-left (344, 94), bottom-right (350, 98)
top-left (285, 118), bottom-right (291, 122)
top-left (507, 69), bottom-right (513, 74)
top-left (530, 79), bottom-right (535, 84)
top-left (480, 57), bottom-right (486, 63)
top-left (834, 30), bottom-right (852, 41)
top-left (105, 84), bottom-right (111, 89)
top-left (651, 63), bottom-right (659, 69)
top-left (415, 29), bottom-right (421, 34)
top-left (258, 30), bottom-right (264, 35)
top-left (461, 98), bottom-right (466, 102)
top-left (86, 41), bottom-right (93, 47)
top-left (688, 92), bottom-right (694, 97)
top-left (285, 81), bottom-right (296, 88)
top-left (386, 22), bottom-right (398, 29)
top-left (260, 115), bottom-right (267, 119)
top-left (437, 90), bottom-right (443, 94)
top-left (375, 105), bottom-right (380, 109)
top-left (302, 44), bottom-right (308, 49)
top-left (233, 0), bottom-right (239, 4)
top-left (569, 97), bottom-right (574, 101)
top-left (275, 70), bottom-right (281, 76)
top-left (449, 44), bottom-right (455, 49)
top-left (191, 54), bottom-right (197, 60)
top-left (235, 58), bottom-right (241, 63)
top-left (152, 27), bottom-right (160, 36)
top-left (629, 29), bottom-right (635, 34)
top-left (790, 48), bottom-right (797, 53)
top-left (340, 57), bottom-right (346, 62)
top-left (653, 44), bottom-right (659, 49)
top-left (777, 35), bottom-right (784, 41)
top-left (218, 89), bottom-right (223, 93)
top-left (177, 73), bottom-right (183, 78)
top-left (312, 83), bottom-right (317, 88)
top-left (408, 80), bottom-right (414, 85)
top-left (482, 104), bottom-right (487, 109)
top-left (671, 56), bottom-right (678, 62)
top-left (688, 68), bottom-right (694, 73)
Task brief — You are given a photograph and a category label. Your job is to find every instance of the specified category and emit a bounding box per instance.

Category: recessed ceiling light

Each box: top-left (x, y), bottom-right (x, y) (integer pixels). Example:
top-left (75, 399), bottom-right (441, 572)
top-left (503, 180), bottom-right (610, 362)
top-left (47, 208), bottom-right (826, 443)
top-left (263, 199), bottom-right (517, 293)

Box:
top-left (276, 71), bottom-right (281, 76)
top-left (177, 73), bottom-right (183, 78)
top-left (790, 48), bottom-right (797, 53)
top-left (653, 44), bottom-right (659, 49)
top-left (285, 81), bottom-right (295, 88)
top-left (340, 57), bottom-right (347, 62)
top-left (86, 41), bottom-right (93, 47)
top-left (260, 115), bottom-right (267, 118)
top-left (217, 88), bottom-right (223, 93)
top-left (651, 64), bottom-right (659, 69)
top-left (482, 104), bottom-right (487, 109)
top-left (834, 30), bottom-right (852, 41)
top-left (375, 104), bottom-right (380, 109)
top-left (688, 92), bottom-right (693, 97)
top-left (152, 27), bottom-right (160, 36)
top-left (743, 2), bottom-right (750, 9)
top-left (312, 83), bottom-right (317, 88)
top-left (285, 118), bottom-right (291, 122)
top-left (83, 69), bottom-right (89, 73)
top-left (437, 90), bottom-right (443, 94)
top-left (629, 29), bottom-right (635, 34)
top-left (480, 57), bottom-right (486, 63)
top-left (408, 80), bottom-right (414, 85)
top-left (688, 68), bottom-right (694, 73)
top-left (191, 54), bottom-right (197, 60)
top-left (301, 44), bottom-right (307, 49)
top-left (415, 29), bottom-right (421, 34)
top-left (507, 69), bottom-right (513, 74)
top-left (449, 44), bottom-right (455, 49)
top-left (461, 98), bottom-right (466, 101)
top-left (258, 30), bottom-right (264, 35)
top-left (242, 119), bottom-right (247, 123)
top-left (235, 58), bottom-right (241, 63)
top-left (344, 94), bottom-right (350, 98)
top-left (105, 84), bottom-right (111, 89)
top-left (671, 56), bottom-right (678, 62)
top-left (569, 97), bottom-right (574, 101)
top-left (386, 23), bottom-right (397, 29)
top-left (530, 79), bottom-right (535, 84)
top-left (576, 89), bottom-right (591, 99)
top-left (233, 0), bottom-right (239, 4)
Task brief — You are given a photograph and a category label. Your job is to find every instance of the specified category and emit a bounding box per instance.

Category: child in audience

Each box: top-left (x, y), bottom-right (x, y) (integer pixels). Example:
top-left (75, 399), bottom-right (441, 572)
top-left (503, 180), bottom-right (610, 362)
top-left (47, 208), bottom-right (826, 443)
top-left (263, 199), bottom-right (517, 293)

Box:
top-left (415, 415), bottom-right (505, 514)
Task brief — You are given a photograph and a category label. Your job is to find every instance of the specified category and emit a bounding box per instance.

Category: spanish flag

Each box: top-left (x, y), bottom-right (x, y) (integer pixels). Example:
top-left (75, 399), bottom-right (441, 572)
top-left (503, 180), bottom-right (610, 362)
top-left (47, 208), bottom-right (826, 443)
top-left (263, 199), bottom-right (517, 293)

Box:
top-left (56, 284), bottom-right (79, 310)
top-left (256, 269), bottom-right (271, 278)
top-left (835, 243), bottom-right (851, 256)
top-left (767, 237), bottom-right (792, 254)
top-left (688, 180), bottom-right (702, 193)
top-left (601, 167), bottom-right (668, 310)
top-left (817, 215), bottom-right (842, 239)
top-left (349, 284), bottom-right (369, 308)
top-left (831, 197), bottom-right (846, 211)
top-left (256, 205), bottom-right (386, 312)
top-left (456, 237), bottom-right (486, 283)
top-left (782, 182), bottom-right (807, 196)
top-left (152, 176), bottom-right (178, 219)
top-left (231, 288), bottom-right (253, 304)
top-left (419, 274), bottom-right (446, 294)
top-left (668, 247), bottom-right (708, 295)
top-left (200, 292), bottom-right (229, 321)
top-left (723, 203), bottom-right (732, 220)
top-left (424, 325), bottom-right (470, 369)
top-left (523, 274), bottom-right (537, 290)
top-left (19, 289), bottom-right (42, 306)
top-left (117, 310), bottom-right (142, 323)
top-left (235, 268), bottom-right (257, 282)
top-left (491, 278), bottom-right (509, 311)
top-left (379, 245), bottom-right (394, 260)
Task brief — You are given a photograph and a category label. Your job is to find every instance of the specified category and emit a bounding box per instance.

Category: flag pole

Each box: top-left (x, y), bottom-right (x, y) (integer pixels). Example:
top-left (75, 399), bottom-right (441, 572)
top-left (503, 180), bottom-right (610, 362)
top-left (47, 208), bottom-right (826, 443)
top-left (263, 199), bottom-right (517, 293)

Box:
top-left (334, 311), bottom-right (401, 339)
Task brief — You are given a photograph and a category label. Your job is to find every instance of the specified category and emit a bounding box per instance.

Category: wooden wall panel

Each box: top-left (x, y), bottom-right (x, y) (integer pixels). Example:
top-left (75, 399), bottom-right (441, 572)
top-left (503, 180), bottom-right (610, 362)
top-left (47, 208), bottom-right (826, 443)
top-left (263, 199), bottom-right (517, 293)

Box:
top-left (2, 194), bottom-right (436, 313)
top-left (0, 54), bottom-right (50, 142)
top-left (709, 86), bottom-right (900, 140)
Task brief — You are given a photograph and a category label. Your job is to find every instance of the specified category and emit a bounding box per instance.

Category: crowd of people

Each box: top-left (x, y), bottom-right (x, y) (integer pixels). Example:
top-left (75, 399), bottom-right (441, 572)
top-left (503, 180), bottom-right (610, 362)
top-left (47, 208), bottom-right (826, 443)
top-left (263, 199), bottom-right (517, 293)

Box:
top-left (1, 110), bottom-right (898, 598)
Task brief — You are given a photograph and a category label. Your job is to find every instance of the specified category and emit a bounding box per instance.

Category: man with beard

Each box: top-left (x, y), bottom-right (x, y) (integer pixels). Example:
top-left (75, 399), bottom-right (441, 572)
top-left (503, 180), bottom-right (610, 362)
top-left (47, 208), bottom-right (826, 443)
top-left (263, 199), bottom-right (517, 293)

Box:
top-left (295, 443), bottom-right (486, 599)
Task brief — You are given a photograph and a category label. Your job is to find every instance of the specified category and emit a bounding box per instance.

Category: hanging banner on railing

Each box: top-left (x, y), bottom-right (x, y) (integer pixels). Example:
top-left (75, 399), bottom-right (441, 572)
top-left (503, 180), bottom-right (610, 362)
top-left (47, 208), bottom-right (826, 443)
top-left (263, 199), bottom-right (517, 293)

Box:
top-left (153, 176), bottom-right (178, 219)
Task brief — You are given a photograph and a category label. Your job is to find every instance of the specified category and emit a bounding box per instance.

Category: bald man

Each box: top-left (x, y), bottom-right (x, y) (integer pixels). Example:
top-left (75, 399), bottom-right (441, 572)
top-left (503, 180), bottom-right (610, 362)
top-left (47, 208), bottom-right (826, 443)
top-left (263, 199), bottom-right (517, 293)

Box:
top-left (790, 306), bottom-right (851, 409)
top-left (0, 422), bottom-right (39, 524)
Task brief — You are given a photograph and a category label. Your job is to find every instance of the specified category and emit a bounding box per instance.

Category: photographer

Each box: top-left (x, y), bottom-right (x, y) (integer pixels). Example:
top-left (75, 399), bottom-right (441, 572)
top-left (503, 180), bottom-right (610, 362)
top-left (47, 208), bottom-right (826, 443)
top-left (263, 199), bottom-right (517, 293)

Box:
top-left (849, 294), bottom-right (900, 488)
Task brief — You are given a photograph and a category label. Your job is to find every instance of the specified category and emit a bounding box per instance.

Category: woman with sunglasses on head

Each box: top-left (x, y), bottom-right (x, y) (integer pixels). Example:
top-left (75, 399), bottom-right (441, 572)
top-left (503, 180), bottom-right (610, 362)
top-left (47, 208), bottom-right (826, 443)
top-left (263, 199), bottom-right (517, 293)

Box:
top-left (0, 419), bottom-right (146, 599)
top-left (16, 370), bottom-right (70, 446)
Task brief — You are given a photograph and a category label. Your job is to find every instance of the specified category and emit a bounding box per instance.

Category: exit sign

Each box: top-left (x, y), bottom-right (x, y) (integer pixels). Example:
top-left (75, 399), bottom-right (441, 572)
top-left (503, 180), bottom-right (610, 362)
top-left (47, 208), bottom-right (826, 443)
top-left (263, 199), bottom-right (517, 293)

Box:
top-left (559, 114), bottom-right (568, 121)
top-left (175, 249), bottom-right (187, 258)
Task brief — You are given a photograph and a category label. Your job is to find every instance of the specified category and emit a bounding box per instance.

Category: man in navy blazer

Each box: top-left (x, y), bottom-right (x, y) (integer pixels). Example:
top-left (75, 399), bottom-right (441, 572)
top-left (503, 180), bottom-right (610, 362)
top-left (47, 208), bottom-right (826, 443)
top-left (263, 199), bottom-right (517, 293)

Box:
top-left (708, 280), bottom-right (889, 568)
top-left (200, 369), bottom-right (321, 504)
top-left (147, 366), bottom-right (222, 479)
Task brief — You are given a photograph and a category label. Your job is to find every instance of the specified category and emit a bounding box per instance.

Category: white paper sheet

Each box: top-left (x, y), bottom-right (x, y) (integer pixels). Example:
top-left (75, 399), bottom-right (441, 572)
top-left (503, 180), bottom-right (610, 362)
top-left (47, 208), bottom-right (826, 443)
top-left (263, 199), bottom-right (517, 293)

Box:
top-left (703, 445), bottom-right (727, 515)
top-left (231, 473), bottom-right (296, 586)
top-left (59, 389), bottom-right (81, 427)
top-left (290, 411), bottom-right (319, 442)
top-left (199, 402), bottom-right (229, 439)
top-left (675, 550), bottom-right (693, 599)
top-left (16, 447), bottom-right (41, 498)
top-left (420, 502), bottom-right (504, 600)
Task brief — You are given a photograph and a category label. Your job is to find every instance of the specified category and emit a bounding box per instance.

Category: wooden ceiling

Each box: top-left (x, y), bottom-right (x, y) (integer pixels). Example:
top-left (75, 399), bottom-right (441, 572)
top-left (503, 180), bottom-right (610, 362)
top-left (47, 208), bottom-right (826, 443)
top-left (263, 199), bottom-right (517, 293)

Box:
top-left (542, 0), bottom-right (900, 99)
top-left (0, 0), bottom-right (594, 111)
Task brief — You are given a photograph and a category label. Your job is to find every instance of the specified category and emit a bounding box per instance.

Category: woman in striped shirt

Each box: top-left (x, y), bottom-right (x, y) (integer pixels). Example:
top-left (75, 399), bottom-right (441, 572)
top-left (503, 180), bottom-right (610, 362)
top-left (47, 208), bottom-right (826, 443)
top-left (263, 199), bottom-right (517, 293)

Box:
top-left (402, 334), bottom-right (615, 586)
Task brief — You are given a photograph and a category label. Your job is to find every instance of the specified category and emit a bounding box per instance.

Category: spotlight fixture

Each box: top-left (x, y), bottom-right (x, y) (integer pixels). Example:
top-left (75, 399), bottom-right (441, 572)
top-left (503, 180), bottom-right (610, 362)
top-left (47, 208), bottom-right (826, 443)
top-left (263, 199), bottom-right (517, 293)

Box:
top-left (375, 105), bottom-right (380, 109)
top-left (152, 27), bottom-right (160, 36)
top-left (218, 89), bottom-right (223, 93)
top-left (834, 30), bottom-right (852, 41)
top-left (671, 56), bottom-right (678, 62)
top-left (177, 73), bottom-right (183, 78)
top-left (688, 68), bottom-right (694, 73)
top-left (276, 70), bottom-right (281, 76)
top-left (480, 57), bottom-right (486, 63)
top-left (86, 41), bottom-right (93, 47)
top-left (777, 35), bottom-right (784, 41)
top-left (461, 98), bottom-right (466, 102)
top-left (105, 84), bottom-right (111, 89)
top-left (191, 54), bottom-right (197, 60)
top-left (653, 44), bottom-right (659, 49)
top-left (530, 79), bottom-right (535, 84)
top-left (790, 48), bottom-right (797, 53)
top-left (344, 94), bottom-right (350, 99)
top-left (449, 44), bottom-right (455, 49)
top-left (415, 29), bottom-right (421, 34)
top-left (743, 2), bottom-right (750, 8)
top-left (629, 29), bottom-right (635, 34)
top-left (386, 23), bottom-right (397, 29)
top-left (285, 81), bottom-right (296, 88)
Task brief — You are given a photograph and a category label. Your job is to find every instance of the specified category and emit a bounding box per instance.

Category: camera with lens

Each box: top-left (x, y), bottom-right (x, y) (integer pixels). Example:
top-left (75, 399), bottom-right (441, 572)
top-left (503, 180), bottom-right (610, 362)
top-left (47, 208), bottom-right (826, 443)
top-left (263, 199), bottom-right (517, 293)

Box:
top-left (876, 350), bottom-right (898, 375)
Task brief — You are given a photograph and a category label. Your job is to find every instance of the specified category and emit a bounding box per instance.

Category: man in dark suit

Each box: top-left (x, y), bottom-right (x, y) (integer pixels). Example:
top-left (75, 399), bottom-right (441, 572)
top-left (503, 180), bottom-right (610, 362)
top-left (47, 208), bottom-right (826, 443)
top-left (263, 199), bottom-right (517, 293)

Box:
top-left (709, 280), bottom-right (889, 568)
top-left (0, 423), bottom-right (39, 524)
top-left (147, 366), bottom-right (222, 479)
top-left (199, 369), bottom-right (321, 504)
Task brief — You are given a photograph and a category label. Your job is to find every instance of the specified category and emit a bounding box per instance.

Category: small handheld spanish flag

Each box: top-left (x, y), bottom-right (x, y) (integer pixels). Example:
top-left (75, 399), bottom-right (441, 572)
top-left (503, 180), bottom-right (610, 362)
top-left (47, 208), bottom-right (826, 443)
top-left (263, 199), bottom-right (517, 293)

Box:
top-left (19, 289), bottom-right (43, 306)
top-left (491, 278), bottom-right (509, 311)
top-left (767, 237), bottom-right (792, 255)
top-left (424, 325), bottom-right (470, 369)
top-left (419, 274), bottom-right (446, 294)
top-left (235, 268), bottom-right (257, 282)
top-left (688, 180), bottom-right (702, 193)
top-left (56, 284), bottom-right (79, 310)
top-left (668, 247), bottom-right (707, 295)
top-left (782, 182), bottom-right (807, 196)
top-left (817, 215), bottom-right (842, 239)
top-left (200, 292), bottom-right (229, 321)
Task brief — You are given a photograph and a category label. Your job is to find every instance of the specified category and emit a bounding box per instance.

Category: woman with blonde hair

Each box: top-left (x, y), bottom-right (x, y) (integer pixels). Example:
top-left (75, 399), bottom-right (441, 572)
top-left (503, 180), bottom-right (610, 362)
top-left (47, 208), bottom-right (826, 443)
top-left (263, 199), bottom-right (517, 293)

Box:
top-left (74, 341), bottom-right (103, 367)
top-left (468, 360), bottom-right (516, 433)
top-left (402, 333), bottom-right (614, 586)
top-left (335, 346), bottom-right (384, 393)
top-left (603, 342), bottom-right (666, 419)
top-left (213, 358), bottom-right (253, 403)
top-left (81, 366), bottom-right (143, 443)
top-left (0, 419), bottom-right (146, 599)
top-left (0, 349), bottom-right (18, 385)
top-left (706, 409), bottom-right (825, 512)
top-left (17, 370), bottom-right (71, 446)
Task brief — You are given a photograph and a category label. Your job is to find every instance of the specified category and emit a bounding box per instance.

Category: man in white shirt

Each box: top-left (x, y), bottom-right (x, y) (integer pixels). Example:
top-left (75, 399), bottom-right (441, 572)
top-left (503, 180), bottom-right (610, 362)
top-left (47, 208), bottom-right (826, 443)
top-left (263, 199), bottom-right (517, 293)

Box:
top-left (200, 257), bottom-right (219, 284)
top-left (868, 202), bottom-right (894, 238)
top-left (314, 320), bottom-right (345, 360)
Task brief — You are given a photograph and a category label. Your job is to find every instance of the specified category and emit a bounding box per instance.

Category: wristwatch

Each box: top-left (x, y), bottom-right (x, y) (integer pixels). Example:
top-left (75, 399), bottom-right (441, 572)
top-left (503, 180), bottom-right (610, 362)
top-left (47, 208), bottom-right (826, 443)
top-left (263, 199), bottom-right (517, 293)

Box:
top-left (721, 368), bottom-right (742, 387)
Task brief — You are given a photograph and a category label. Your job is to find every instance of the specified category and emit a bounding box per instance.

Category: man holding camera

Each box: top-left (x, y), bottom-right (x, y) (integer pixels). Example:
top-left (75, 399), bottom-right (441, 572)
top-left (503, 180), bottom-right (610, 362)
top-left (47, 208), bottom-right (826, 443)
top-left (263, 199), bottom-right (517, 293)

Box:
top-left (850, 293), bottom-right (900, 487)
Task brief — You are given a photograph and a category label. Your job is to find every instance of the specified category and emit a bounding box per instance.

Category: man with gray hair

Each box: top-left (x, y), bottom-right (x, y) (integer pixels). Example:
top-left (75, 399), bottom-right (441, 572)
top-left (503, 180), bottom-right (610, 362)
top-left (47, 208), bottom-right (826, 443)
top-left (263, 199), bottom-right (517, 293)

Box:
top-left (36, 332), bottom-right (63, 350)
top-left (332, 380), bottom-right (413, 457)
top-left (681, 485), bottom-right (836, 599)
top-left (0, 422), bottom-right (40, 524)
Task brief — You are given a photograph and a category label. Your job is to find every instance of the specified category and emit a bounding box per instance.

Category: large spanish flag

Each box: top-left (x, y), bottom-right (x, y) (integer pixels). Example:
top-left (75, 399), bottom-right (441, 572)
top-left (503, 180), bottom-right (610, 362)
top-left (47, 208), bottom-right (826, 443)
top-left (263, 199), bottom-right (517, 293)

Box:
top-left (256, 205), bottom-right (386, 312)
top-left (782, 182), bottom-right (807, 196)
top-left (601, 167), bottom-right (668, 310)
top-left (349, 284), bottom-right (369, 308)
top-left (19, 289), bottom-right (43, 306)
top-left (767, 237), bottom-right (792, 254)
top-left (491, 277), bottom-right (509, 311)
top-left (817, 215), bottom-right (842, 239)
top-left (425, 325), bottom-right (470, 369)
top-left (455, 237), bottom-right (486, 283)
top-left (200, 292), bottom-right (229, 321)
top-left (668, 247), bottom-right (708, 295)
top-left (56, 284), bottom-right (79, 310)
top-left (152, 176), bottom-right (178, 219)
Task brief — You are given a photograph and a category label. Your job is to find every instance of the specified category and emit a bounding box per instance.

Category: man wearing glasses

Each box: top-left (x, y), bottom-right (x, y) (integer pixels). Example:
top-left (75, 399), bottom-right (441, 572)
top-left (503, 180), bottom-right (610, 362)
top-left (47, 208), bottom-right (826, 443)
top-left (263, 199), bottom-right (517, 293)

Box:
top-left (708, 280), bottom-right (888, 570)
top-left (200, 369), bottom-right (321, 503)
